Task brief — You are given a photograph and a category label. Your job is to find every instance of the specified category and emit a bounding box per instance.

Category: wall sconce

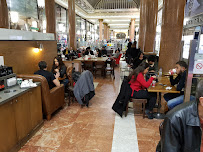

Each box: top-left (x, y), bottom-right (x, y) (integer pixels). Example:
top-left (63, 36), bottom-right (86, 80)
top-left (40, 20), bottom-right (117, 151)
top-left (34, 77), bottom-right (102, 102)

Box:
top-left (33, 42), bottom-right (43, 53)
top-left (39, 44), bottom-right (43, 51)
top-left (33, 48), bottom-right (40, 53)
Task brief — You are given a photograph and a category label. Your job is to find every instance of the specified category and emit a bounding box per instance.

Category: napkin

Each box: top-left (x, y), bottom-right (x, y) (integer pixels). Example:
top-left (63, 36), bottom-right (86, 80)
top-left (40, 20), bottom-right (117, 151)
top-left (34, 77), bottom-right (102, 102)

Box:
top-left (166, 87), bottom-right (172, 90)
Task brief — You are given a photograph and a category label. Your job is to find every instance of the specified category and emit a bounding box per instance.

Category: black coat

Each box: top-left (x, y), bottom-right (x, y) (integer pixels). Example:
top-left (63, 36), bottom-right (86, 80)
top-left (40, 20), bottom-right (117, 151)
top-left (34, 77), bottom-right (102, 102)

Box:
top-left (130, 47), bottom-right (140, 59)
top-left (112, 78), bottom-right (132, 117)
top-left (159, 101), bottom-right (201, 152)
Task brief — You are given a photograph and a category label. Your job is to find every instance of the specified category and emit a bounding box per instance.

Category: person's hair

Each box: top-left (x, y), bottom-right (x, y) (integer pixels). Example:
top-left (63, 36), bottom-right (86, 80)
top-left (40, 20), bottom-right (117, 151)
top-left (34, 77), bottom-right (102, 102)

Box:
top-left (38, 61), bottom-right (47, 70)
top-left (196, 80), bottom-right (203, 101)
top-left (86, 47), bottom-right (90, 50)
top-left (137, 51), bottom-right (144, 59)
top-left (52, 56), bottom-right (64, 72)
top-left (128, 62), bottom-right (150, 82)
top-left (148, 55), bottom-right (156, 62)
top-left (176, 61), bottom-right (188, 69)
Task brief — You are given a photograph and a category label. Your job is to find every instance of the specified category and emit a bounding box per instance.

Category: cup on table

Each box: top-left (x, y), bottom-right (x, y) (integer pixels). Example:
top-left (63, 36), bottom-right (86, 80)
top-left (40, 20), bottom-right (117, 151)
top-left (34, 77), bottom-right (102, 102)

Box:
top-left (152, 80), bottom-right (156, 87)
top-left (169, 69), bottom-right (176, 75)
top-left (17, 78), bottom-right (23, 85)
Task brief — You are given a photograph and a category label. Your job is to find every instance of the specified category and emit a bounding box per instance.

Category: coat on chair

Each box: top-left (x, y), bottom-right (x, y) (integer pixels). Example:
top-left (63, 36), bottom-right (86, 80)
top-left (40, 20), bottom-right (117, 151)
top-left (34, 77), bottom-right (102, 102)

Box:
top-left (112, 77), bottom-right (132, 117)
top-left (74, 70), bottom-right (95, 105)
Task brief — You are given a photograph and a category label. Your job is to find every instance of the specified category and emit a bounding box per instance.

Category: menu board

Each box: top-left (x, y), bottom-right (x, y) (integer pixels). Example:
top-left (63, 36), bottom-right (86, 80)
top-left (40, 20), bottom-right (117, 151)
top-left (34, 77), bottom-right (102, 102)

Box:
top-left (185, 0), bottom-right (203, 18)
top-left (7, 0), bottom-right (38, 19)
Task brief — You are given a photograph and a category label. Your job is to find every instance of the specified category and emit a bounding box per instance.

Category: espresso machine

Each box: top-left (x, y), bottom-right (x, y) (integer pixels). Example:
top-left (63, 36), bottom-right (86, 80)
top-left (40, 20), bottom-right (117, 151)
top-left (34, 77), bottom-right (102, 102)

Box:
top-left (0, 66), bottom-right (16, 91)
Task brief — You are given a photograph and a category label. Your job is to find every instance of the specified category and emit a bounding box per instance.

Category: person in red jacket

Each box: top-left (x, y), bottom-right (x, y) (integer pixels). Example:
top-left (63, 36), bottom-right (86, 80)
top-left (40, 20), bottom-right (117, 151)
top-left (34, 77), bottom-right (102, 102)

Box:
top-left (128, 62), bottom-right (157, 119)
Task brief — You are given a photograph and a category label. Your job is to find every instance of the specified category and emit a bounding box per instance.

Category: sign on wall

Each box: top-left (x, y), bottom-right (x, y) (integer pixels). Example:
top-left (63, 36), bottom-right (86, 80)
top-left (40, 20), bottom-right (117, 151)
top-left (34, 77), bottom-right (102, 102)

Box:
top-left (193, 61), bottom-right (203, 74)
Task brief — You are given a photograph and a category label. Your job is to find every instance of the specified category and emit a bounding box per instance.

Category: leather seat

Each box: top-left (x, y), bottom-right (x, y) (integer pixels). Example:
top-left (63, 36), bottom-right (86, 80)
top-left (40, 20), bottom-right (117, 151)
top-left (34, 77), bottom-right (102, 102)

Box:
top-left (17, 74), bottom-right (65, 120)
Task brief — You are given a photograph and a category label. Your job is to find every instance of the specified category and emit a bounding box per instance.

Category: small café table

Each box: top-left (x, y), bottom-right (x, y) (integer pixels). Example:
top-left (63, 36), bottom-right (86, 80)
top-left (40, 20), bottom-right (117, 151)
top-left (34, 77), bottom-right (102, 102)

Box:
top-left (148, 76), bottom-right (180, 119)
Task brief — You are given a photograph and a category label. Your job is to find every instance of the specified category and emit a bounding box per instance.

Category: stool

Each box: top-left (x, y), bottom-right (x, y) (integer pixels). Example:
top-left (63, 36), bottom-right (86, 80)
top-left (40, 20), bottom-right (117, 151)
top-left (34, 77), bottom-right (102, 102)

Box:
top-left (125, 98), bottom-right (147, 118)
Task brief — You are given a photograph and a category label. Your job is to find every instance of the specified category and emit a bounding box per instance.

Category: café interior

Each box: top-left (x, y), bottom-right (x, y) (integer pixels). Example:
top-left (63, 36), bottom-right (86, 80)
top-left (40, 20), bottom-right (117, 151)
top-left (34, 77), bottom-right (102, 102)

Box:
top-left (0, 0), bottom-right (203, 152)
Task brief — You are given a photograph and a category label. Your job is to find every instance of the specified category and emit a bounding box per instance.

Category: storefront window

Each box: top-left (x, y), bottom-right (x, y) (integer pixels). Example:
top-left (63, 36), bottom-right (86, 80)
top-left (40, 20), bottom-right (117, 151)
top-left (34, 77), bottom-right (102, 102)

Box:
top-left (155, 9), bottom-right (163, 55)
top-left (76, 15), bottom-right (81, 48)
top-left (7, 0), bottom-right (46, 32)
top-left (56, 4), bottom-right (68, 51)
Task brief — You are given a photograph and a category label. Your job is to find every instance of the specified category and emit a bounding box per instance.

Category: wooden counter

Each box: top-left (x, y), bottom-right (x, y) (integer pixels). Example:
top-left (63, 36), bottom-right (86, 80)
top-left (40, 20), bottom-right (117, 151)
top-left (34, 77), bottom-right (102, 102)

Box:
top-left (0, 84), bottom-right (43, 152)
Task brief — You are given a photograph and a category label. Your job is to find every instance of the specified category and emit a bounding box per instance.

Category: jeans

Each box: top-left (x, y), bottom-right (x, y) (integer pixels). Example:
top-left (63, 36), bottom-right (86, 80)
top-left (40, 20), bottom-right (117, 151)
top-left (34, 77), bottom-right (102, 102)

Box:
top-left (133, 90), bottom-right (157, 111)
top-left (165, 94), bottom-right (196, 110)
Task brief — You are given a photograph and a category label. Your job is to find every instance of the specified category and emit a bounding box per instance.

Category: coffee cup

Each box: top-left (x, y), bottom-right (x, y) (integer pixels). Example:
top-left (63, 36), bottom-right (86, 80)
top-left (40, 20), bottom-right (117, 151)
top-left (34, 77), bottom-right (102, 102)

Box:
top-left (169, 69), bottom-right (176, 75)
top-left (17, 78), bottom-right (23, 85)
top-left (152, 80), bottom-right (156, 87)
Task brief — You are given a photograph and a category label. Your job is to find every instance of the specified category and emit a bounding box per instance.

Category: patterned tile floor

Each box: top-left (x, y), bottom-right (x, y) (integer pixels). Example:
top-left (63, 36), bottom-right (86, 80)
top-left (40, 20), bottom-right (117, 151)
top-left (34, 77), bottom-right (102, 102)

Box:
top-left (19, 68), bottom-right (162, 152)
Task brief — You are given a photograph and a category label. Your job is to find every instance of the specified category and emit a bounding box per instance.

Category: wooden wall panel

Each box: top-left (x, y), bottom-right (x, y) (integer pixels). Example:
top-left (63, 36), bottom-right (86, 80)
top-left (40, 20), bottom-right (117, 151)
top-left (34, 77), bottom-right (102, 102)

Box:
top-left (0, 41), bottom-right (57, 74)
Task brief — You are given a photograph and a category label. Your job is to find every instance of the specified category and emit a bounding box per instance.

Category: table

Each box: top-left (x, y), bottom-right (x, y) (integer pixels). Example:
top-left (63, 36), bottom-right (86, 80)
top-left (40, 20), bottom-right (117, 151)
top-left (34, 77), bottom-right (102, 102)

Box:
top-left (148, 76), bottom-right (180, 119)
top-left (74, 57), bottom-right (109, 62)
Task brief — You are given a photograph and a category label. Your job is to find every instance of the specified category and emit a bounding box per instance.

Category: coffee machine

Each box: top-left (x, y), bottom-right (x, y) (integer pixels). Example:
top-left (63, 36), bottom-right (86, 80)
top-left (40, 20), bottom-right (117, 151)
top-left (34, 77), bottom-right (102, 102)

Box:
top-left (0, 66), bottom-right (15, 91)
top-left (0, 66), bottom-right (13, 77)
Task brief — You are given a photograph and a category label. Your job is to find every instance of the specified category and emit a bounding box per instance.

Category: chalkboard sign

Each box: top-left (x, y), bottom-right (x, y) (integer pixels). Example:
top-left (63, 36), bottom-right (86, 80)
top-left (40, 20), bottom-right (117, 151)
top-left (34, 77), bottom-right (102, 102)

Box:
top-left (7, 0), bottom-right (38, 19)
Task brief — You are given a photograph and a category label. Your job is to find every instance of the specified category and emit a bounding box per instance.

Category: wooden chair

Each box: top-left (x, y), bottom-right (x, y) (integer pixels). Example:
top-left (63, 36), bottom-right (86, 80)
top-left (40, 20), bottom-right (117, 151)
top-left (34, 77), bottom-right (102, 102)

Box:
top-left (94, 61), bottom-right (106, 79)
top-left (125, 98), bottom-right (147, 118)
top-left (105, 59), bottom-right (115, 79)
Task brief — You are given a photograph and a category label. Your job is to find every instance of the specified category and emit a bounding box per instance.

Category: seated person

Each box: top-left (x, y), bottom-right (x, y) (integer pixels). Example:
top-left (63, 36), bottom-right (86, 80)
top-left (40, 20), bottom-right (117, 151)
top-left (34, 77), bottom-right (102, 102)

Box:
top-left (82, 49), bottom-right (86, 57)
top-left (96, 49), bottom-right (102, 57)
top-left (64, 47), bottom-right (70, 60)
top-left (132, 51), bottom-right (145, 69)
top-left (157, 80), bottom-right (203, 152)
top-left (164, 61), bottom-right (195, 110)
top-left (51, 57), bottom-right (69, 87)
top-left (144, 55), bottom-right (157, 81)
top-left (145, 55), bottom-right (157, 73)
top-left (128, 62), bottom-right (157, 119)
top-left (34, 61), bottom-right (60, 89)
top-left (69, 47), bottom-right (78, 58)
top-left (101, 46), bottom-right (107, 56)
top-left (113, 48), bottom-right (121, 58)
top-left (85, 47), bottom-right (94, 55)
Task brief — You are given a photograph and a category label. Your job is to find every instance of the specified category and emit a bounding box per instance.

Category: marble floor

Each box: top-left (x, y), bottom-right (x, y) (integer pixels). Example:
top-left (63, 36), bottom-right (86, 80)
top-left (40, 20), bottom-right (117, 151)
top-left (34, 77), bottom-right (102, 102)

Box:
top-left (19, 68), bottom-right (162, 152)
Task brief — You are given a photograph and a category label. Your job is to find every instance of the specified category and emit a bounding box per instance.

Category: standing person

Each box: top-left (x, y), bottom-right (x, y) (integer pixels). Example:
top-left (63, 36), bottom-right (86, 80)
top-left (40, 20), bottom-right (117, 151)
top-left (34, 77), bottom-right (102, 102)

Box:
top-left (132, 51), bottom-right (145, 69)
top-left (34, 61), bottom-right (60, 89)
top-left (51, 57), bottom-right (69, 87)
top-left (156, 80), bottom-right (203, 152)
top-left (127, 39), bottom-right (132, 50)
top-left (164, 61), bottom-right (195, 110)
top-left (128, 62), bottom-right (157, 119)
top-left (130, 41), bottom-right (140, 59)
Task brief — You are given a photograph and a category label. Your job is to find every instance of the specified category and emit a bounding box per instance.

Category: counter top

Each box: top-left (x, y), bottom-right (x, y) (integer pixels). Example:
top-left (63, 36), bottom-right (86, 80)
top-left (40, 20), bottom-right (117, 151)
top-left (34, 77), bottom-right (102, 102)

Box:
top-left (0, 82), bottom-right (41, 106)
